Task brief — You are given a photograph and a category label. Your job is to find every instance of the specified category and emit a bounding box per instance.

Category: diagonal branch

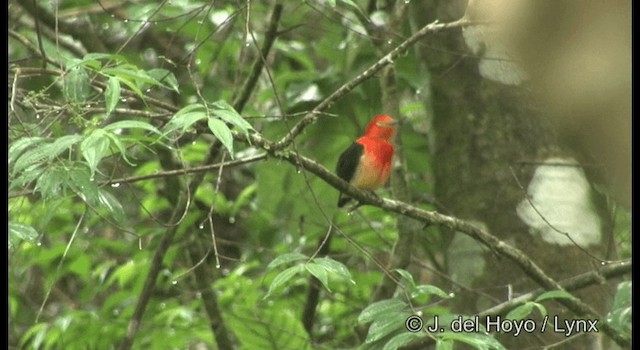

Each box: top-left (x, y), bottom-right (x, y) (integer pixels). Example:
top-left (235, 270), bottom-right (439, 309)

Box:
top-left (242, 131), bottom-right (630, 348)
top-left (274, 18), bottom-right (479, 150)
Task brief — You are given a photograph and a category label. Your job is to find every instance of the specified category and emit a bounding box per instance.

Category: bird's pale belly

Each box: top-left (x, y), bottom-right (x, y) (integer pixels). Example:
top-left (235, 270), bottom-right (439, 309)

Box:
top-left (350, 154), bottom-right (391, 190)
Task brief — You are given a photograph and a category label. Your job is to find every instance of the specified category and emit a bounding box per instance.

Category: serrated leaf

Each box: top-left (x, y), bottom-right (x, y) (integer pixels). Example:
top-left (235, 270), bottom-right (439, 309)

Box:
top-left (365, 312), bottom-right (409, 343)
top-left (104, 76), bottom-right (121, 116)
top-left (505, 302), bottom-right (535, 320)
top-left (147, 68), bottom-right (179, 92)
top-left (104, 133), bottom-right (136, 166)
top-left (9, 137), bottom-right (47, 166)
top-left (212, 100), bottom-right (254, 133)
top-left (383, 332), bottom-right (424, 350)
top-left (264, 265), bottom-right (304, 299)
top-left (436, 338), bottom-right (454, 350)
top-left (163, 111), bottom-right (207, 134)
top-left (359, 299), bottom-right (408, 324)
top-left (535, 290), bottom-right (578, 303)
top-left (9, 222), bottom-right (39, 249)
top-left (231, 183), bottom-right (257, 216)
top-left (46, 135), bottom-right (83, 160)
top-left (439, 331), bottom-right (507, 350)
top-left (208, 117), bottom-right (234, 157)
top-left (305, 263), bottom-right (331, 292)
top-left (313, 257), bottom-right (354, 282)
top-left (228, 307), bottom-right (311, 350)
top-left (98, 189), bottom-right (126, 224)
top-left (113, 76), bottom-right (145, 101)
top-left (11, 165), bottom-right (46, 191)
top-left (104, 120), bottom-right (162, 135)
top-left (63, 67), bottom-right (91, 103)
top-left (11, 145), bottom-right (51, 176)
top-left (395, 269), bottom-right (416, 287)
top-left (68, 254), bottom-right (92, 279)
top-left (607, 281), bottom-right (631, 337)
top-left (35, 166), bottom-right (67, 200)
top-left (412, 285), bottom-right (451, 300)
top-left (83, 53), bottom-right (127, 64)
top-left (67, 165), bottom-right (100, 206)
top-left (11, 135), bottom-right (82, 176)
top-left (267, 252), bottom-right (308, 269)
top-left (176, 103), bottom-right (206, 115)
top-left (81, 129), bottom-right (111, 179)
top-left (102, 66), bottom-right (161, 86)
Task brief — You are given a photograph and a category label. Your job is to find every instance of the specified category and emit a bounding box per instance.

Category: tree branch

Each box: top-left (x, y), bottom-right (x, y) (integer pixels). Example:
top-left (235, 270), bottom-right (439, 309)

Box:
top-left (242, 131), bottom-right (630, 348)
top-left (274, 18), bottom-right (478, 150)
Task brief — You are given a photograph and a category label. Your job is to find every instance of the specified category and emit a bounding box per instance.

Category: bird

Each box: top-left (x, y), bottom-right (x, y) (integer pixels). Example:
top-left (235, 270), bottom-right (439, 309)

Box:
top-left (336, 115), bottom-right (396, 208)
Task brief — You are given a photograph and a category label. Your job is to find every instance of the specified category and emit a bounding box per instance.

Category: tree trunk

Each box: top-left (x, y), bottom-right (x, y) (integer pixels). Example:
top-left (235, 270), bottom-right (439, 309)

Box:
top-left (412, 1), bottom-right (618, 349)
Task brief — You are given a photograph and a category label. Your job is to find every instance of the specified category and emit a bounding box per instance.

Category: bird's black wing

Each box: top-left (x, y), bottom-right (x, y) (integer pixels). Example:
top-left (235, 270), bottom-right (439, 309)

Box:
top-left (336, 142), bottom-right (363, 207)
top-left (336, 142), bottom-right (363, 182)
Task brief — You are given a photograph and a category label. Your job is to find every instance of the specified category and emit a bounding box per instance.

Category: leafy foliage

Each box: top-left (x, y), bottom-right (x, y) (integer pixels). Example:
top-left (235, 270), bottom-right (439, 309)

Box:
top-left (8, 1), bottom-right (630, 350)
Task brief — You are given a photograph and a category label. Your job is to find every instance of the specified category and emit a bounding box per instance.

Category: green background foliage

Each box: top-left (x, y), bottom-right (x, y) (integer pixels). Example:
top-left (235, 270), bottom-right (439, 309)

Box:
top-left (9, 1), bottom-right (630, 349)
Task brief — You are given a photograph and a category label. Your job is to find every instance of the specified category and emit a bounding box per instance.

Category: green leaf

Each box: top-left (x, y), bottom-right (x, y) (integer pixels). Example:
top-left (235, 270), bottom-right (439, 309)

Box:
top-left (438, 331), bottom-right (507, 350)
top-left (46, 135), bottom-right (83, 160)
top-left (606, 281), bottom-right (631, 338)
top-left (535, 290), bottom-right (579, 303)
top-left (102, 66), bottom-right (162, 87)
top-left (212, 100), bottom-right (254, 133)
top-left (395, 268), bottom-right (416, 287)
top-left (313, 257), bottom-right (354, 282)
top-left (163, 109), bottom-right (207, 134)
top-left (63, 66), bottom-right (91, 103)
top-left (267, 252), bottom-right (308, 269)
top-left (9, 137), bottom-right (47, 166)
top-left (104, 76), bottom-right (121, 116)
top-left (104, 133), bottom-right (136, 166)
top-left (228, 307), bottom-right (311, 350)
top-left (358, 299), bottom-right (407, 324)
top-left (35, 166), bottom-right (67, 200)
top-left (11, 165), bottom-right (46, 191)
top-left (436, 338), bottom-right (454, 350)
top-left (11, 135), bottom-right (83, 177)
top-left (9, 222), bottom-right (39, 249)
top-left (230, 183), bottom-right (257, 216)
top-left (208, 117), bottom-right (234, 157)
top-left (104, 120), bottom-right (162, 135)
top-left (81, 129), bottom-right (111, 179)
top-left (147, 68), bottom-right (179, 92)
top-left (113, 76), bottom-right (145, 101)
top-left (365, 312), bottom-right (410, 343)
top-left (412, 285), bottom-right (451, 301)
top-left (98, 189), bottom-right (126, 224)
top-left (305, 263), bottom-right (331, 292)
top-left (82, 53), bottom-right (127, 65)
top-left (11, 146), bottom-right (50, 176)
top-left (264, 265), bottom-right (304, 299)
top-left (383, 332), bottom-right (424, 350)
top-left (68, 254), bottom-right (92, 279)
top-left (505, 302), bottom-right (535, 320)
top-left (67, 165), bottom-right (100, 206)
top-left (108, 260), bottom-right (139, 288)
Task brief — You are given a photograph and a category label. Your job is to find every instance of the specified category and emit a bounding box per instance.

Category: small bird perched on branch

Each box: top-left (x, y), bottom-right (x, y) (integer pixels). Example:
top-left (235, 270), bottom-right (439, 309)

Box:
top-left (336, 115), bottom-right (396, 208)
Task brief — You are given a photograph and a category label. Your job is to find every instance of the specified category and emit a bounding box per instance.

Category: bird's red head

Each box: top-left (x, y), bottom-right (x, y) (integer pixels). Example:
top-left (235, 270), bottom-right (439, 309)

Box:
top-left (364, 115), bottom-right (396, 141)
